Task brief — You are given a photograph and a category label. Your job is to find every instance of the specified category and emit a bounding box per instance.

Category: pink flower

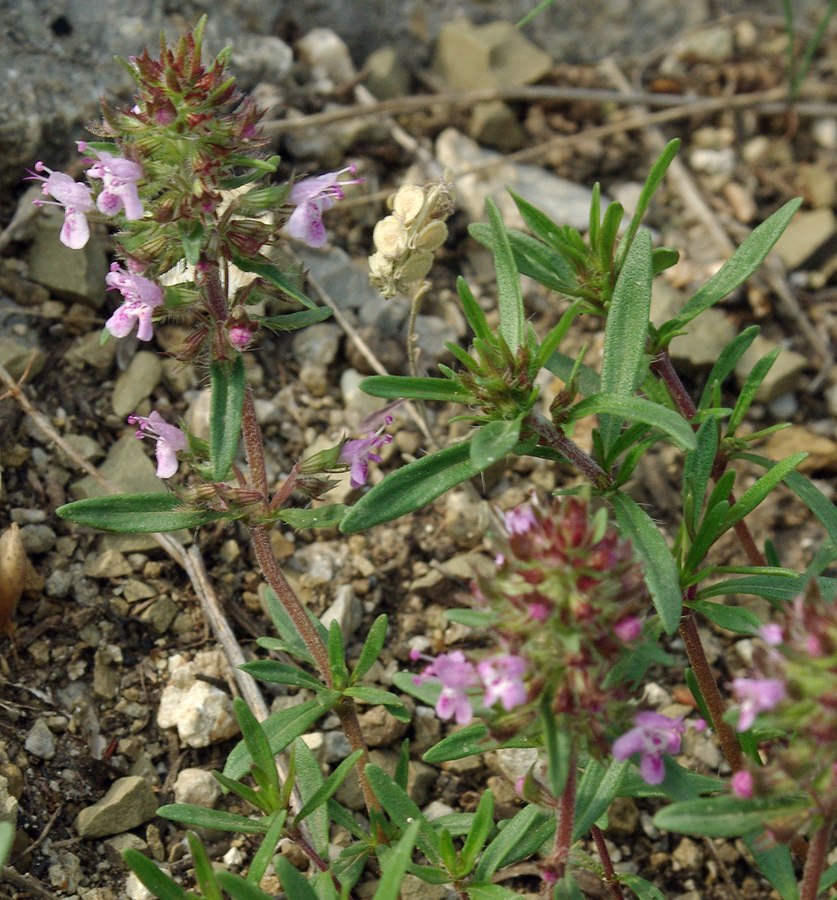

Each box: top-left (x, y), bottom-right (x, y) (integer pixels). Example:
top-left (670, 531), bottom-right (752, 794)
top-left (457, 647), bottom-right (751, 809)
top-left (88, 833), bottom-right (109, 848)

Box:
top-left (228, 324), bottom-right (254, 351)
top-left (504, 504), bottom-right (537, 535)
top-left (731, 677), bottom-right (786, 731)
top-left (731, 770), bottom-right (754, 799)
top-left (105, 263), bottom-right (163, 341)
top-left (413, 651), bottom-right (480, 725)
top-left (339, 415), bottom-right (393, 488)
top-left (614, 616), bottom-right (642, 642)
top-left (759, 623), bottom-right (783, 646)
top-left (286, 165), bottom-right (360, 248)
top-left (477, 654), bottom-right (528, 711)
top-left (82, 146), bottom-right (144, 220)
top-left (128, 411), bottom-right (187, 479)
top-left (27, 162), bottom-right (95, 249)
top-left (613, 711), bottom-right (685, 785)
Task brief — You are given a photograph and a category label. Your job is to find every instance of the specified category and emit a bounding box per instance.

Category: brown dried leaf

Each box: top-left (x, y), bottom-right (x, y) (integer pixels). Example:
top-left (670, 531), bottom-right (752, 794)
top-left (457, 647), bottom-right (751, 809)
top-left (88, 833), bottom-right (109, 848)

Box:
top-left (0, 523), bottom-right (27, 636)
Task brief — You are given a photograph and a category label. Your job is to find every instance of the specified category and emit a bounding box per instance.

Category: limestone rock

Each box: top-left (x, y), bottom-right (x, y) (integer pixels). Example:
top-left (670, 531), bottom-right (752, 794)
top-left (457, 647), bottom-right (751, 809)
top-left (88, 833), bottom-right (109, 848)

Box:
top-left (364, 46), bottom-right (411, 100)
top-left (25, 718), bottom-right (56, 760)
top-left (27, 215), bottom-right (108, 307)
top-left (735, 336), bottom-right (808, 402)
top-left (112, 352), bottom-right (163, 418)
top-left (773, 208), bottom-right (837, 270)
top-left (173, 768), bottom-right (221, 808)
top-left (76, 776), bottom-right (157, 839)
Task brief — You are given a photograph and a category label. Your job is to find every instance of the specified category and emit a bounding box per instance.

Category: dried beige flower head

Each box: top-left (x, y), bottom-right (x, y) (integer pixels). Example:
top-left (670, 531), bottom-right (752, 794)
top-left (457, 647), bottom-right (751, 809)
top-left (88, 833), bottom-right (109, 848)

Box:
top-left (369, 178), bottom-right (454, 298)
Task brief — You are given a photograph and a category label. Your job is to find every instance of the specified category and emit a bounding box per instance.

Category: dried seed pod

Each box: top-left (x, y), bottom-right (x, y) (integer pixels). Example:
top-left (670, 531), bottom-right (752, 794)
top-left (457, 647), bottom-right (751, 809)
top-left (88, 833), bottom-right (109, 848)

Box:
top-left (0, 523), bottom-right (27, 637)
top-left (390, 184), bottom-right (425, 225)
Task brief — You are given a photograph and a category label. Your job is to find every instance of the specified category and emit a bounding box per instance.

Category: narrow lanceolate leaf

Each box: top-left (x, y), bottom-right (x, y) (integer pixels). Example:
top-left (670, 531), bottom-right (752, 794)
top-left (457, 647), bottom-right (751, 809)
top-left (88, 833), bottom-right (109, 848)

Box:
top-left (276, 504), bottom-right (347, 530)
top-left (473, 805), bottom-right (555, 880)
top-left (365, 765), bottom-right (441, 863)
top-left (351, 614), bottom-right (389, 683)
top-left (272, 858), bottom-right (320, 900)
top-left (682, 417), bottom-right (719, 534)
top-left (209, 354), bottom-right (245, 481)
top-left (233, 697), bottom-right (280, 801)
top-left (598, 230), bottom-right (653, 454)
top-left (567, 395), bottom-right (695, 452)
top-left (257, 307), bottom-right (332, 332)
top-left (721, 452), bottom-right (807, 533)
top-left (372, 819), bottom-right (420, 900)
top-left (470, 417), bottom-right (523, 469)
top-left (360, 375), bottom-right (470, 404)
top-left (485, 198), bottom-right (524, 352)
top-left (123, 850), bottom-right (186, 900)
top-left (157, 804), bottom-right (270, 833)
top-left (611, 492), bottom-right (682, 635)
top-left (653, 796), bottom-right (809, 838)
top-left (340, 440), bottom-right (487, 533)
top-left (660, 198), bottom-right (802, 339)
top-left (230, 252), bottom-right (318, 309)
top-left (56, 494), bottom-right (224, 533)
top-left (457, 276), bottom-right (493, 343)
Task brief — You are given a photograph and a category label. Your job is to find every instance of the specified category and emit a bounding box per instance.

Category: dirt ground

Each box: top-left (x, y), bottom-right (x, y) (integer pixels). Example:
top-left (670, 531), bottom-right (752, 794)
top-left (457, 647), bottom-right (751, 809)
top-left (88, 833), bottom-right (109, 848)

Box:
top-left (1, 12), bottom-right (836, 900)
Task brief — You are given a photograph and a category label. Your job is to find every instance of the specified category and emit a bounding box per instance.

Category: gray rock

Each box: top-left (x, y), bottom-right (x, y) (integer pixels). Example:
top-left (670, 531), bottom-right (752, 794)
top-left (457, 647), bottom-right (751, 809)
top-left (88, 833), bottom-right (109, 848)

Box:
top-left (292, 322), bottom-right (342, 366)
top-left (64, 331), bottom-right (118, 371)
top-left (104, 832), bottom-right (148, 866)
top-left (112, 351), bottom-right (163, 418)
top-left (433, 18), bottom-right (552, 90)
top-left (139, 596), bottom-right (179, 634)
top-left (0, 337), bottom-right (46, 382)
top-left (18, 523), bottom-right (56, 554)
top-left (435, 128), bottom-right (599, 233)
top-left (364, 46), bottom-right (411, 100)
top-left (0, 775), bottom-right (19, 827)
top-left (229, 35), bottom-right (294, 90)
top-left (48, 850), bottom-right (83, 892)
top-left (296, 28), bottom-right (356, 88)
top-left (773, 208), bottom-right (837, 270)
top-left (25, 718), bottom-right (57, 760)
top-left (173, 768), bottom-right (221, 808)
top-left (27, 216), bottom-right (108, 307)
top-left (323, 730), bottom-right (352, 764)
top-left (357, 703), bottom-right (410, 748)
top-left (84, 548), bottom-right (133, 579)
top-left (468, 100), bottom-right (527, 152)
top-left (70, 433), bottom-right (163, 500)
top-left (76, 775), bottom-right (157, 839)
top-left (320, 584), bottom-right (363, 643)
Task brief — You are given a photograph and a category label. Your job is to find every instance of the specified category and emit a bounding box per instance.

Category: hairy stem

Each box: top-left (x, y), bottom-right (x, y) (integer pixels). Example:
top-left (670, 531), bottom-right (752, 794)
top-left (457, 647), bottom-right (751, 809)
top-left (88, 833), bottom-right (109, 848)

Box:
top-left (590, 825), bottom-right (625, 900)
top-left (527, 413), bottom-right (611, 489)
top-left (407, 280), bottom-right (431, 378)
top-left (800, 818), bottom-right (833, 900)
top-left (680, 606), bottom-right (742, 771)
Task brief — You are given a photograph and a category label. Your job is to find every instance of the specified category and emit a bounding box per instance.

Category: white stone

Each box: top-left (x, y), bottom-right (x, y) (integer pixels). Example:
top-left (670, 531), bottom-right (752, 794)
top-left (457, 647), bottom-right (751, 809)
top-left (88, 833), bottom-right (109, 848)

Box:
top-left (173, 768), bottom-right (222, 808)
top-left (157, 680), bottom-right (238, 748)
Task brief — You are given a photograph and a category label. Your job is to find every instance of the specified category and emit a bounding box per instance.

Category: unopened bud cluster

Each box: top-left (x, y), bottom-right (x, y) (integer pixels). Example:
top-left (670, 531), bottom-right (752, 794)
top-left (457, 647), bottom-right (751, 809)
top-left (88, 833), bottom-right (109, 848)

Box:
top-left (369, 181), bottom-right (453, 298)
top-left (478, 496), bottom-right (650, 748)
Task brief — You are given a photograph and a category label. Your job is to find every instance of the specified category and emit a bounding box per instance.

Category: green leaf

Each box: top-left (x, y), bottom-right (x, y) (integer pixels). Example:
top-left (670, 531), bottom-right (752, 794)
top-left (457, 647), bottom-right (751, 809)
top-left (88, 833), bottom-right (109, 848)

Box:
top-left (328, 620), bottom-right (349, 685)
top-left (291, 738), bottom-right (329, 857)
top-left (745, 836), bottom-right (798, 900)
top-left (683, 498), bottom-right (730, 575)
top-left (682, 417), bottom-right (719, 534)
top-left (617, 874), bottom-right (666, 900)
top-left (544, 351), bottom-right (601, 397)
top-left (726, 348), bottom-right (781, 436)
top-left (660, 198), bottom-right (802, 339)
top-left (651, 247), bottom-right (680, 276)
top-left (187, 832), bottom-right (222, 900)
top-left (209, 354), bottom-right (245, 481)
top-left (598, 230), bottom-right (653, 453)
top-left (616, 139), bottom-right (680, 269)
top-left (457, 276), bottom-right (493, 343)
top-left (573, 759), bottom-right (628, 840)
top-left (340, 440), bottom-right (488, 533)
top-left (686, 600), bottom-right (761, 634)
top-left (444, 609), bottom-right (499, 628)
top-left (422, 723), bottom-right (492, 763)
top-left (276, 504), bottom-right (348, 530)
top-left (372, 819), bottom-right (420, 900)
top-left (470, 417), bottom-right (523, 469)
top-left (342, 686), bottom-right (410, 719)
top-left (272, 857), bottom-right (320, 900)
top-left (653, 796), bottom-right (809, 838)
top-left (351, 614), bottom-right (388, 684)
top-left (157, 804), bottom-right (270, 833)
top-left (257, 306), bottom-right (332, 332)
top-left (459, 791), bottom-right (495, 876)
top-left (223, 700), bottom-right (329, 781)
top-left (542, 701), bottom-right (569, 798)
top-left (597, 201), bottom-right (624, 275)
top-left (721, 453), bottom-right (807, 533)
top-left (233, 697), bottom-right (281, 803)
top-left (56, 493), bottom-right (224, 533)
top-left (611, 493), bottom-right (682, 634)
top-left (473, 805), bottom-right (555, 880)
top-left (360, 375), bottom-right (470, 404)
top-left (366, 765), bottom-right (441, 863)
top-left (0, 821), bottom-right (13, 868)
top-left (568, 394), bottom-right (695, 452)
top-left (466, 885), bottom-right (526, 900)
top-left (697, 325), bottom-right (760, 410)
top-left (294, 749), bottom-right (364, 828)
top-left (216, 871), bottom-right (276, 900)
top-left (231, 252), bottom-right (318, 309)
top-left (179, 219), bottom-right (204, 267)
top-left (123, 850), bottom-right (186, 900)
top-left (239, 660), bottom-right (324, 691)
top-left (697, 575), bottom-right (836, 604)
top-left (485, 198), bottom-right (524, 352)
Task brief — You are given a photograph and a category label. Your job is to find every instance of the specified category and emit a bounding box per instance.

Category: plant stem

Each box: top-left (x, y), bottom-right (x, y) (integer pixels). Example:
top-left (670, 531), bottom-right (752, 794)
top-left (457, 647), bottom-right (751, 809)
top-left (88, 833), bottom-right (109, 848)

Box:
top-left (590, 825), bottom-right (625, 900)
top-left (407, 280), bottom-right (431, 378)
top-left (800, 818), bottom-right (833, 900)
top-left (239, 387), bottom-right (381, 814)
top-left (552, 751), bottom-right (577, 880)
top-left (527, 412), bottom-right (611, 489)
top-left (680, 606), bottom-right (742, 772)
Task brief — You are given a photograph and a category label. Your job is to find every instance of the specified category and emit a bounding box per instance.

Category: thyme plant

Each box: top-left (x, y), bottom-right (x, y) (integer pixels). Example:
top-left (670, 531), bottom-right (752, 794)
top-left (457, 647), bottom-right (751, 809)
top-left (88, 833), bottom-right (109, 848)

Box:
top-left (34, 18), bottom-right (836, 900)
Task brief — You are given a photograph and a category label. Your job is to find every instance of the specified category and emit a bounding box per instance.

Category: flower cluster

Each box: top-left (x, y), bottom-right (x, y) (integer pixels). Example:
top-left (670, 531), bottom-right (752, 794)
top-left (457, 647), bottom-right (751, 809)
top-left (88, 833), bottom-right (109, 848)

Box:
top-left (725, 582), bottom-right (837, 840)
top-left (369, 180), bottom-right (453, 298)
top-left (411, 649), bottom-right (528, 725)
